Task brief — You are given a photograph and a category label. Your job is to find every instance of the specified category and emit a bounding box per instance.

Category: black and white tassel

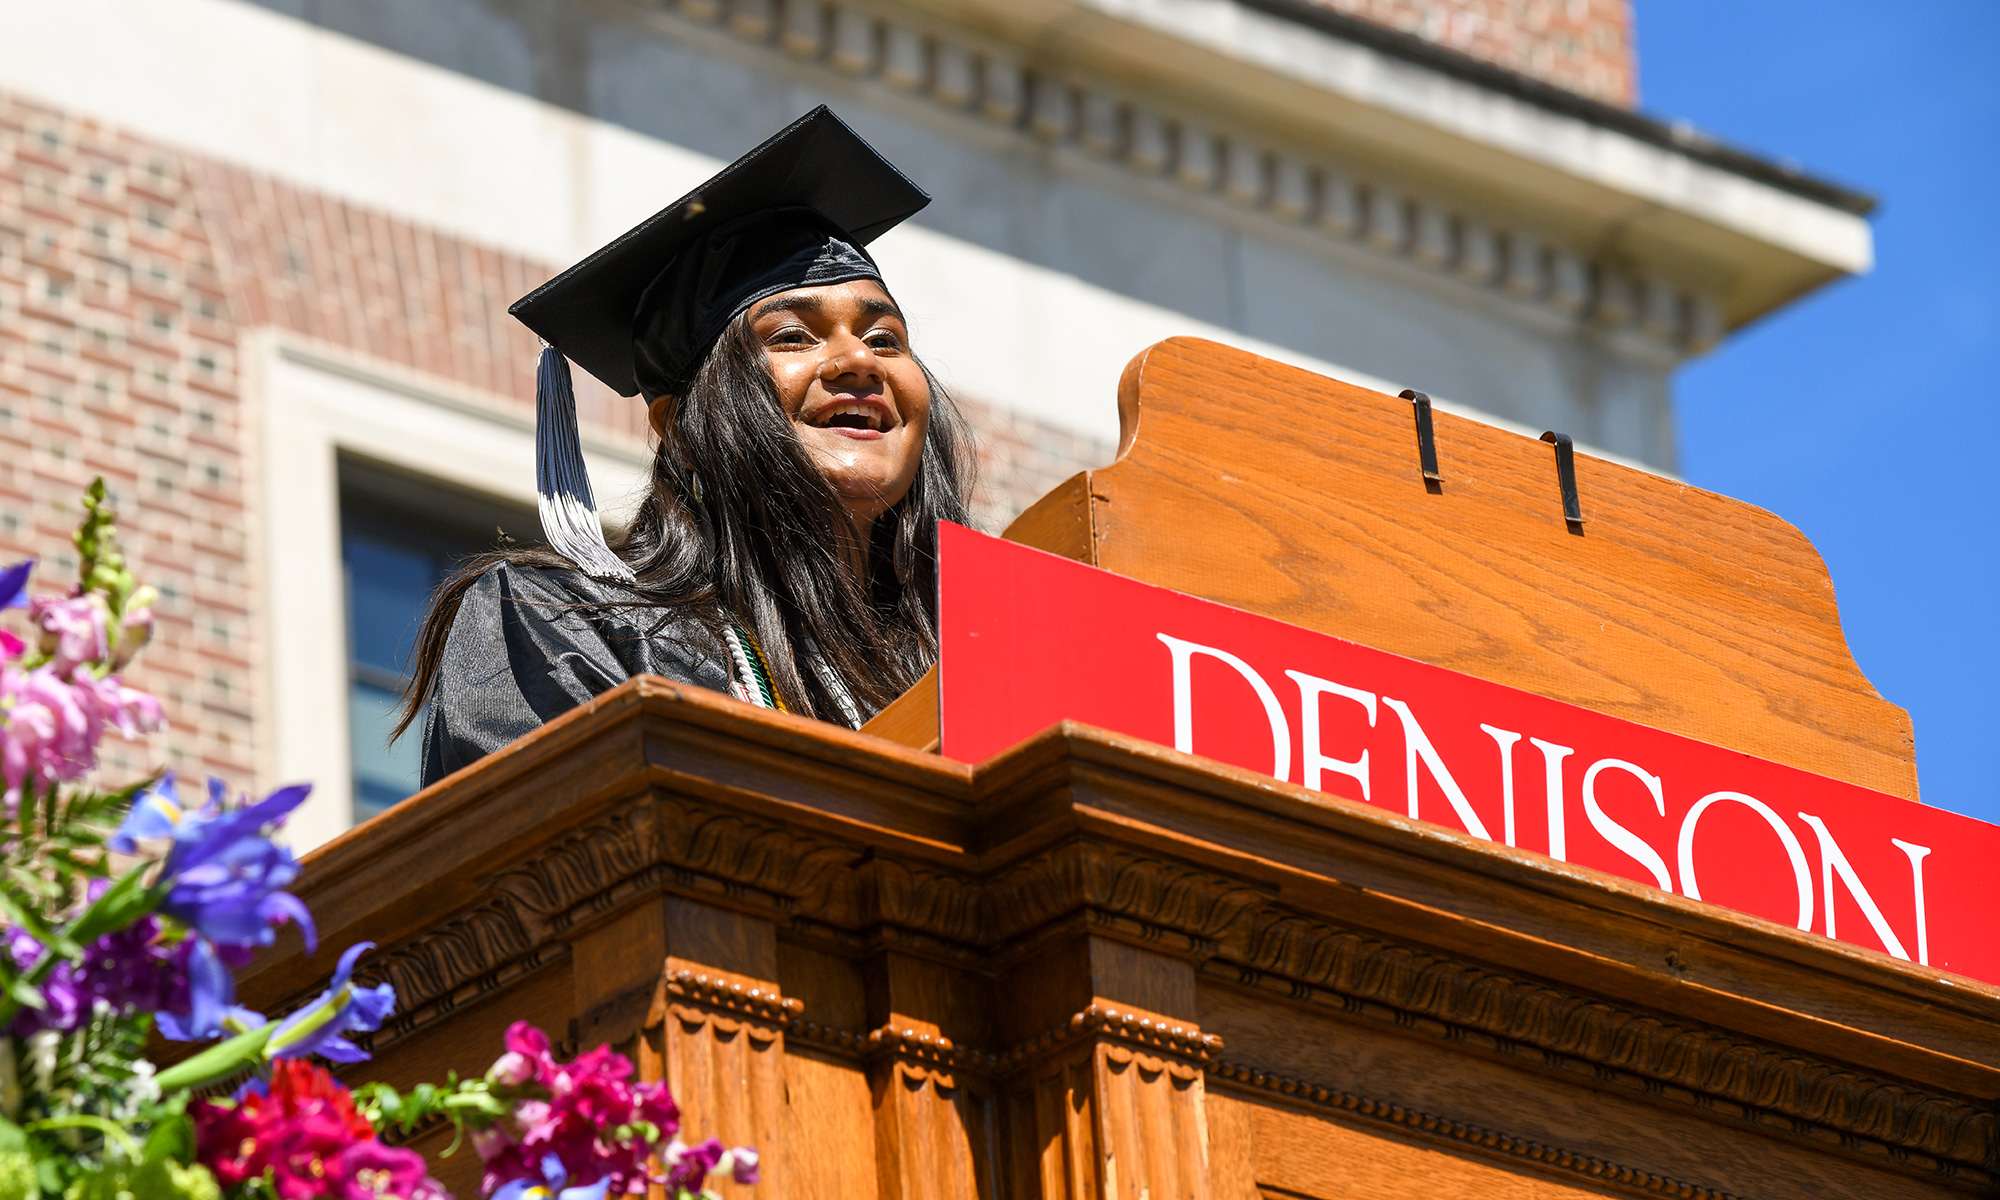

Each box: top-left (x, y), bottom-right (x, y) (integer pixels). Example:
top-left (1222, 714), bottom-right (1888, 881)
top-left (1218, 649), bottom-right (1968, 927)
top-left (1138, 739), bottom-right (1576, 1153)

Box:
top-left (535, 343), bottom-right (635, 584)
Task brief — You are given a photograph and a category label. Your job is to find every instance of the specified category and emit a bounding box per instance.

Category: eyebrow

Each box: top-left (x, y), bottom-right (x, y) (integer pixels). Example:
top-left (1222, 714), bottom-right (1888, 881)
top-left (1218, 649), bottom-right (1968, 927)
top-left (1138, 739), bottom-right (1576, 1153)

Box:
top-left (752, 292), bottom-right (905, 323)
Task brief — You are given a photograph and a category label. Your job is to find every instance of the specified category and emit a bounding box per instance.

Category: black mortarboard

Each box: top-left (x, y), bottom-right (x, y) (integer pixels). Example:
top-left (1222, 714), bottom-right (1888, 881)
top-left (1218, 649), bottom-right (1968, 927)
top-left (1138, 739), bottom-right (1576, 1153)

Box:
top-left (512, 104), bottom-right (930, 397)
top-left (506, 106), bottom-right (930, 582)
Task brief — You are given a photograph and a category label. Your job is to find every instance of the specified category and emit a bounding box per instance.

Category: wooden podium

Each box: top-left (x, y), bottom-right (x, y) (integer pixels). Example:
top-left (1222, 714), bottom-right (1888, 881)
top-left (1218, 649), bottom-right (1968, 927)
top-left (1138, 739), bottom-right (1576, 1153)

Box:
top-left (243, 341), bottom-right (1997, 1200)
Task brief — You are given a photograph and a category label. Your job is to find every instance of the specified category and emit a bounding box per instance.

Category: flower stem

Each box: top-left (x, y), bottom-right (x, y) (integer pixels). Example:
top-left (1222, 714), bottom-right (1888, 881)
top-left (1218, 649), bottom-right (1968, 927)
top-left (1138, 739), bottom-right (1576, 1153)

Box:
top-left (27, 1114), bottom-right (142, 1163)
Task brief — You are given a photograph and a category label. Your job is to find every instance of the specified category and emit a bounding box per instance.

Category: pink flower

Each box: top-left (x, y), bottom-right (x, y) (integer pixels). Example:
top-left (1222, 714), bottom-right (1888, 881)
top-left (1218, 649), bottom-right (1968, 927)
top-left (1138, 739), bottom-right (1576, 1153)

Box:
top-left (72, 672), bottom-right (164, 740)
top-left (0, 664), bottom-right (163, 803)
top-left (487, 1050), bottom-right (537, 1088)
top-left (0, 630), bottom-right (23, 660)
top-left (30, 594), bottom-right (107, 676)
top-left (1, 665), bottom-right (95, 796)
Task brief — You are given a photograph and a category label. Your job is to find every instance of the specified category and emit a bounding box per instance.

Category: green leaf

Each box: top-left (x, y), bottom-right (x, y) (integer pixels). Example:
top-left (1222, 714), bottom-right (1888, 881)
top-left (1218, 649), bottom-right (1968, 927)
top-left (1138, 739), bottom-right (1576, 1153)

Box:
top-left (152, 1024), bottom-right (276, 1092)
top-left (141, 1112), bottom-right (193, 1165)
top-left (4, 980), bottom-right (43, 1014)
top-left (0, 891), bottom-right (61, 955)
top-left (63, 867), bottom-right (158, 948)
top-left (0, 1117), bottom-right (26, 1153)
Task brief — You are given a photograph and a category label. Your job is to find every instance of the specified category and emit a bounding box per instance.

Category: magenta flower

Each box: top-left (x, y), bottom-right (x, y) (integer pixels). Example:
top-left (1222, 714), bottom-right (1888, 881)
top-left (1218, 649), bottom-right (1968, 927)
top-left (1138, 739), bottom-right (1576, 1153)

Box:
top-left (335, 1140), bottom-right (448, 1200)
top-left (662, 1138), bottom-right (759, 1193)
top-left (477, 1022), bottom-right (680, 1196)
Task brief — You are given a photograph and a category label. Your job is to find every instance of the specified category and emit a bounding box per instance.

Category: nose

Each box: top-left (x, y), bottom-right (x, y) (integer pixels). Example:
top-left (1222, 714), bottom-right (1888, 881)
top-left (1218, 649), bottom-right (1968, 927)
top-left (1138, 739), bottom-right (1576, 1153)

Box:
top-left (821, 331), bottom-right (882, 385)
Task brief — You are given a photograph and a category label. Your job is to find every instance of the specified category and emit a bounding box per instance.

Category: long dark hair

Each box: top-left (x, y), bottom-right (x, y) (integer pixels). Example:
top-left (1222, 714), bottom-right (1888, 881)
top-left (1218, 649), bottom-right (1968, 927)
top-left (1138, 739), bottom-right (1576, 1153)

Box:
top-left (394, 310), bottom-right (975, 732)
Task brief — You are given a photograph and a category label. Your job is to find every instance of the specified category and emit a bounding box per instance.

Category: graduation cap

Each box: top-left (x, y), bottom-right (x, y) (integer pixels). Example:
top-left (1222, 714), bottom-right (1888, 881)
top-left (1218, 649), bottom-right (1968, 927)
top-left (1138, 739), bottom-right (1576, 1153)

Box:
top-left (509, 106), bottom-right (930, 582)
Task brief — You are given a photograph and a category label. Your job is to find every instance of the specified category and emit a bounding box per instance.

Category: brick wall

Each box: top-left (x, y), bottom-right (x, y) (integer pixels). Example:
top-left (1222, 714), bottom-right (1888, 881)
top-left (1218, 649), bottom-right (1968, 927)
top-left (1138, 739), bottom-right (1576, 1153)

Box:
top-left (1309, 0), bottom-right (1636, 106)
top-left (0, 91), bottom-right (258, 791)
top-left (0, 88), bottom-right (1105, 795)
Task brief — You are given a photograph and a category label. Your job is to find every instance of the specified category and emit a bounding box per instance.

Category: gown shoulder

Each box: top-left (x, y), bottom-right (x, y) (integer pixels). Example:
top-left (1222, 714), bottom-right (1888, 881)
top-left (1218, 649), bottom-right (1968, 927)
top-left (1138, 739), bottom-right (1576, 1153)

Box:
top-left (417, 561), bottom-right (733, 786)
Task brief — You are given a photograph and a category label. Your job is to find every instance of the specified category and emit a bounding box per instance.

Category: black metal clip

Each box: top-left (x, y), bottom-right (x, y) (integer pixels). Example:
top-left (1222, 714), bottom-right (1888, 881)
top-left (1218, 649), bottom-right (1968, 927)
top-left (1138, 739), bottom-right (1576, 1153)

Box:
top-left (1540, 431), bottom-right (1584, 533)
top-left (1399, 388), bottom-right (1442, 493)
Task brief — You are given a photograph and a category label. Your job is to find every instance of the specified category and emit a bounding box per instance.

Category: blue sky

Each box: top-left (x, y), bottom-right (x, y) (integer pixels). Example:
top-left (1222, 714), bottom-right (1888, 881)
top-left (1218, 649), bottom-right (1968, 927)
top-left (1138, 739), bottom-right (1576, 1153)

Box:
top-left (1635, 3), bottom-right (1999, 823)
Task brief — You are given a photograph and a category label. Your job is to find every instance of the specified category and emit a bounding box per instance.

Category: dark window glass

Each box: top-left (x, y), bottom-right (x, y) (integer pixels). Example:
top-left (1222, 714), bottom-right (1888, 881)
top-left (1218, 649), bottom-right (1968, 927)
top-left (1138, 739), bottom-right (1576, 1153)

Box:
top-left (338, 457), bottom-right (538, 822)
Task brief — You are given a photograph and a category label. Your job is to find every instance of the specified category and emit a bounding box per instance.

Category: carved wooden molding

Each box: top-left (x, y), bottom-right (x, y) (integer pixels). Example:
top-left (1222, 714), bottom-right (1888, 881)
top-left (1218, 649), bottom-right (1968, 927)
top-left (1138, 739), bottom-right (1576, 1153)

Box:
top-left (321, 801), bottom-right (1994, 1180)
top-left (1210, 1058), bottom-right (1752, 1200)
top-left (657, 970), bottom-right (802, 1025)
top-left (648, 970), bottom-right (801, 1049)
top-left (1208, 920), bottom-right (1998, 1178)
top-left (995, 1004), bottom-right (1224, 1075)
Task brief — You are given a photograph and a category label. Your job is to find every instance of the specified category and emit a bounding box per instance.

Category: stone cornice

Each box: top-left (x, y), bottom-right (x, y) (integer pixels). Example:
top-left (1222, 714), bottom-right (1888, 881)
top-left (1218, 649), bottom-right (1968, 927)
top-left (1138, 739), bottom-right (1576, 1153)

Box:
top-left (639, 0), bottom-right (1727, 355)
top-left (635, 0), bottom-right (1871, 337)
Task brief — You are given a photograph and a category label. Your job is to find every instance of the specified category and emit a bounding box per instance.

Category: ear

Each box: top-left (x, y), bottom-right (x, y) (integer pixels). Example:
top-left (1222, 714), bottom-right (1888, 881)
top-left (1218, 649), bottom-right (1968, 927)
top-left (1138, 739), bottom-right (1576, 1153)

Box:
top-left (647, 394), bottom-right (675, 441)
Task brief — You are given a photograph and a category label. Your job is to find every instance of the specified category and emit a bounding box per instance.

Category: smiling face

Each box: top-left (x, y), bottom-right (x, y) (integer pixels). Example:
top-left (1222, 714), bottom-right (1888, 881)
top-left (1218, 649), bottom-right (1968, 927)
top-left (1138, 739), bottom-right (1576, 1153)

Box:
top-left (748, 279), bottom-right (932, 534)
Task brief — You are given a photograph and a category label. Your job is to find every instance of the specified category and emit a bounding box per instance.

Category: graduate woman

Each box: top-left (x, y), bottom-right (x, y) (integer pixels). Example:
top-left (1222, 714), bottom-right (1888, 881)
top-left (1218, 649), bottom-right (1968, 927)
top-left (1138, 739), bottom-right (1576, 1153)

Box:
top-left (399, 108), bottom-right (975, 784)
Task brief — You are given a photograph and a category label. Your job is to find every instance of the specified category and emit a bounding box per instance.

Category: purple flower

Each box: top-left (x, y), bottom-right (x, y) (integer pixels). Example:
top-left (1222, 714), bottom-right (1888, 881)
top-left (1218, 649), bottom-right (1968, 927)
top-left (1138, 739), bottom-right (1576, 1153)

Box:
top-left (266, 942), bottom-right (395, 1063)
top-left (0, 560), bottom-right (31, 611)
top-left (154, 934), bottom-right (262, 1042)
top-left (6, 881), bottom-right (193, 1037)
top-left (492, 1153), bottom-right (610, 1200)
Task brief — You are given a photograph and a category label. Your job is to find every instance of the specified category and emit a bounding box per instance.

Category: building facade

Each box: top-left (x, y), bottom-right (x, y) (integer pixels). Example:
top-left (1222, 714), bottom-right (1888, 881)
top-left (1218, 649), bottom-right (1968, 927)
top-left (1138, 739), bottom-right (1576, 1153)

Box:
top-left (0, 0), bottom-right (1871, 848)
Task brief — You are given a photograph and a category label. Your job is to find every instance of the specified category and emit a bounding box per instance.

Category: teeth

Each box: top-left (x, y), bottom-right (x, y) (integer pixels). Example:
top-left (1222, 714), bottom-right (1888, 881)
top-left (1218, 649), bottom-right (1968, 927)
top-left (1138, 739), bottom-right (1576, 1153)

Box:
top-left (820, 402), bottom-right (882, 430)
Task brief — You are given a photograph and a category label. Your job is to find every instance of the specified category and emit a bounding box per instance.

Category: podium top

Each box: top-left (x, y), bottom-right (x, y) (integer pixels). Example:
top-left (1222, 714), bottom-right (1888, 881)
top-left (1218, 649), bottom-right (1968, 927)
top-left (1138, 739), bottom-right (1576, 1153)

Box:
top-left (1003, 338), bottom-right (1916, 801)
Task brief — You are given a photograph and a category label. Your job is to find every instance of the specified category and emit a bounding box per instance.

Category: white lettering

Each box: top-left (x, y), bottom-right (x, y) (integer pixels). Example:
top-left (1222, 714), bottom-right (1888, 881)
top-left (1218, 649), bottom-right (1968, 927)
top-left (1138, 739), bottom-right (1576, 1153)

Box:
top-left (1890, 838), bottom-right (1934, 966)
top-left (1678, 791), bottom-right (1813, 931)
top-left (1582, 758), bottom-right (1672, 891)
top-left (1530, 738), bottom-right (1575, 861)
top-left (1285, 672), bottom-right (1377, 798)
top-left (1381, 698), bottom-right (1492, 840)
top-left (1156, 633), bottom-right (1292, 783)
top-left (1796, 812), bottom-right (1914, 961)
top-left (1479, 725), bottom-right (1523, 847)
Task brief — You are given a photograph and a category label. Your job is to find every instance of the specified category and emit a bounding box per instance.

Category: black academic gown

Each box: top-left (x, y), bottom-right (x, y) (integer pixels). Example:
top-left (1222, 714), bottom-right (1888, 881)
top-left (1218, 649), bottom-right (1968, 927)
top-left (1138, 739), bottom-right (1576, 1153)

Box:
top-left (419, 563), bottom-right (735, 786)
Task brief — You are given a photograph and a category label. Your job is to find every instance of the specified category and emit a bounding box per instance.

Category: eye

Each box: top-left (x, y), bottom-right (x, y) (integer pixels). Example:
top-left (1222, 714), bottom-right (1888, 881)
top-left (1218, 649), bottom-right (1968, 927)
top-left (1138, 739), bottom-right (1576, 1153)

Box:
top-left (866, 331), bottom-right (903, 352)
top-left (765, 326), bottom-right (813, 348)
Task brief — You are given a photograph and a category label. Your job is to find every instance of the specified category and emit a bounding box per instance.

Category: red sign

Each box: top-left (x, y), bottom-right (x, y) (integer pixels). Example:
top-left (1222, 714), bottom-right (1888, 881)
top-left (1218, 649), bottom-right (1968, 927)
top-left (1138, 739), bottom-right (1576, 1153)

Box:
top-left (937, 523), bottom-right (1999, 985)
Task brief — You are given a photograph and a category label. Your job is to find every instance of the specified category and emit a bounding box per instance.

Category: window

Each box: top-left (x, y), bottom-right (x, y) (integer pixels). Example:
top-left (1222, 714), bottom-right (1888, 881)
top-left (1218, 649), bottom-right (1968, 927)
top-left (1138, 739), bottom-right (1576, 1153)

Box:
top-left (338, 457), bottom-right (538, 821)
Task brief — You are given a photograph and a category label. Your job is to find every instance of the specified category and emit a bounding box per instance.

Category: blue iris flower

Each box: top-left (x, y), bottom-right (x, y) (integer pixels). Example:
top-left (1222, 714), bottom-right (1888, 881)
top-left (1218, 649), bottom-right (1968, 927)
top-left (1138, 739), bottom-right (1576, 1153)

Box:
top-left (0, 560), bottom-right (32, 611)
top-left (115, 773), bottom-right (318, 1042)
top-left (265, 941), bottom-right (395, 1063)
top-left (115, 773), bottom-right (318, 953)
top-left (492, 1155), bottom-right (610, 1200)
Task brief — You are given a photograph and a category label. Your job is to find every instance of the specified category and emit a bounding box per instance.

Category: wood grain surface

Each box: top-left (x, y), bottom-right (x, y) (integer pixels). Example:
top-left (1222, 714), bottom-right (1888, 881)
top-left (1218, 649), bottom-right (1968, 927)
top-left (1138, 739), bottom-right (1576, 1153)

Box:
top-left (1001, 338), bottom-right (1917, 800)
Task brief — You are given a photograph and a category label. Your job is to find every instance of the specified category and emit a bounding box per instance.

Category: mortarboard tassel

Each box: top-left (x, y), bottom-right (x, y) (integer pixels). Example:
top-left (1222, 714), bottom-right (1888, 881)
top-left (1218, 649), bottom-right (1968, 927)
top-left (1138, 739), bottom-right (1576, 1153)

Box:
top-left (535, 342), bottom-right (636, 584)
